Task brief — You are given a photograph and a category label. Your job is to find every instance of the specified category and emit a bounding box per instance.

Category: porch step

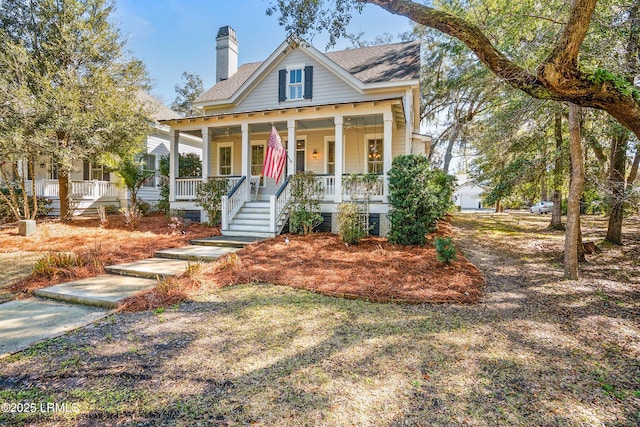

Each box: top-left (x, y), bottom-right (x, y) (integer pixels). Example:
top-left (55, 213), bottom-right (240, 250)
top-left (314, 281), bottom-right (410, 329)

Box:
top-left (155, 245), bottom-right (239, 262)
top-left (240, 207), bottom-right (270, 214)
top-left (228, 224), bottom-right (272, 232)
top-left (104, 258), bottom-right (191, 279)
top-left (221, 229), bottom-right (277, 238)
top-left (244, 201), bottom-right (270, 208)
top-left (234, 212), bottom-right (271, 220)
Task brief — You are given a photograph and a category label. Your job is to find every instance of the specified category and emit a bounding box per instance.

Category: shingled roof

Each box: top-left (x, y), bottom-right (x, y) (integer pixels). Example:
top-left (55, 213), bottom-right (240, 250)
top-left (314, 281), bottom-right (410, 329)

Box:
top-left (137, 90), bottom-right (182, 121)
top-left (196, 40), bottom-right (420, 104)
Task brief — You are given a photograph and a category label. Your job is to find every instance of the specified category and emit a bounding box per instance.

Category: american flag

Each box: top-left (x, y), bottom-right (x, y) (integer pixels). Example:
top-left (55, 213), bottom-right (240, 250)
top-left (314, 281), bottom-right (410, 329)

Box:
top-left (262, 125), bottom-right (286, 182)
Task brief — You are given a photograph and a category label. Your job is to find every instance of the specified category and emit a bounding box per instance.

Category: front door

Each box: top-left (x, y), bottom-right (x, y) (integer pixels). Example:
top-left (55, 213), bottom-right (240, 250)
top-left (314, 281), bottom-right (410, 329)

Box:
top-left (296, 139), bottom-right (306, 173)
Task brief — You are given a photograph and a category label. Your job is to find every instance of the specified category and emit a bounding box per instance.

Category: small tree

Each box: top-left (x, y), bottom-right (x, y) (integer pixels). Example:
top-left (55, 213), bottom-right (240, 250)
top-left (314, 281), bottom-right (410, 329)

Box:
top-left (289, 172), bottom-right (324, 235)
top-left (388, 155), bottom-right (455, 246)
top-left (195, 177), bottom-right (228, 226)
top-left (116, 156), bottom-right (155, 227)
top-left (337, 202), bottom-right (370, 244)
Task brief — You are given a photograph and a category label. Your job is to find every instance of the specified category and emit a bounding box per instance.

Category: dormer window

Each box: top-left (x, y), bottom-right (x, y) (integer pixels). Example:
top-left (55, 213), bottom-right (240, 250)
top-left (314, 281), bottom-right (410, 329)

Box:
top-left (289, 68), bottom-right (304, 100)
top-left (278, 65), bottom-right (313, 102)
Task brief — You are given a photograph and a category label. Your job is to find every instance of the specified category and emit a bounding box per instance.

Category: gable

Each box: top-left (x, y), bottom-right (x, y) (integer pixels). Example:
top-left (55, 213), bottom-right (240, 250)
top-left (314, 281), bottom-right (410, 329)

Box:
top-left (232, 49), bottom-right (370, 113)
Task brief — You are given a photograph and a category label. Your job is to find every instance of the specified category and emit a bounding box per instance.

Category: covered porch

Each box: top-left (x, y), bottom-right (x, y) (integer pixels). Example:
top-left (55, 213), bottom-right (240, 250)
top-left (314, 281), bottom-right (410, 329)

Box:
top-left (165, 99), bottom-right (408, 236)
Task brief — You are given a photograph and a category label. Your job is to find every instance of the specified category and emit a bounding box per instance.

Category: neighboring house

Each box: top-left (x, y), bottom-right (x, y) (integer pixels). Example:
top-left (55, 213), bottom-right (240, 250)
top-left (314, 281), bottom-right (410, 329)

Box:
top-left (454, 174), bottom-right (487, 210)
top-left (15, 92), bottom-right (201, 216)
top-left (161, 26), bottom-right (430, 237)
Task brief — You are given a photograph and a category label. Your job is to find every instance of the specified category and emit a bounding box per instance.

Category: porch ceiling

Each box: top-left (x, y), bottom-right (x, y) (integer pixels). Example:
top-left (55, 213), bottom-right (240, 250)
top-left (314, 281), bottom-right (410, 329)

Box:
top-left (162, 97), bottom-right (403, 135)
top-left (182, 115), bottom-right (386, 138)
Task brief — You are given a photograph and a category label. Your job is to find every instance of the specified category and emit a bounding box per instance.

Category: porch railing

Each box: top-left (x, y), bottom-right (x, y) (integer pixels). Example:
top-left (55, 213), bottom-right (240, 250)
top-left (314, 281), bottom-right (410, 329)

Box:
top-left (175, 176), bottom-right (243, 200)
top-left (24, 179), bottom-right (119, 200)
top-left (221, 176), bottom-right (247, 230)
top-left (343, 175), bottom-right (384, 201)
top-left (269, 175), bottom-right (291, 233)
top-left (314, 174), bottom-right (385, 201)
top-left (175, 178), bottom-right (201, 200)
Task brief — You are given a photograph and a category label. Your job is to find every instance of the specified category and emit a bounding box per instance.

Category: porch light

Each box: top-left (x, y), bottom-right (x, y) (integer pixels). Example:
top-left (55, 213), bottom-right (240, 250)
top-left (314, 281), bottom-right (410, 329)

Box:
top-left (312, 148), bottom-right (318, 159)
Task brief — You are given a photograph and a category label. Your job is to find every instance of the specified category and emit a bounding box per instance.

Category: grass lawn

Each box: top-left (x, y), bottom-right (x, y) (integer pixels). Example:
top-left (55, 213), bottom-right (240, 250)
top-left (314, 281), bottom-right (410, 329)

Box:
top-left (0, 212), bottom-right (638, 426)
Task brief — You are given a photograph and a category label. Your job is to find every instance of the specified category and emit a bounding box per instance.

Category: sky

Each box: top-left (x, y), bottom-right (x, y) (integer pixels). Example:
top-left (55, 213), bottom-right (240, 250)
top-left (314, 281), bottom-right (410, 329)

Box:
top-left (112, 0), bottom-right (414, 107)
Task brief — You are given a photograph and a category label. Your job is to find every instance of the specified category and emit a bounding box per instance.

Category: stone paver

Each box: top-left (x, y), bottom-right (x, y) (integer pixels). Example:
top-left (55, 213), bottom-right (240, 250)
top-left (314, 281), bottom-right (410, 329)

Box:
top-left (0, 298), bottom-right (108, 358)
top-left (1, 234), bottom-right (258, 358)
top-left (104, 257), bottom-right (191, 279)
top-left (34, 275), bottom-right (157, 309)
top-left (155, 245), bottom-right (239, 261)
top-left (191, 236), bottom-right (263, 248)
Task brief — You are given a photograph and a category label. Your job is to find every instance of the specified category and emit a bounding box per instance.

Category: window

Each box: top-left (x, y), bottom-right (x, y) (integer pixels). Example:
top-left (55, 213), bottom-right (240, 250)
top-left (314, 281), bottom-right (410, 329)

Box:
top-left (91, 162), bottom-right (104, 181)
top-left (326, 141), bottom-right (335, 174)
top-left (141, 154), bottom-right (156, 187)
top-left (218, 144), bottom-right (232, 176)
top-left (289, 68), bottom-right (303, 100)
top-left (279, 66), bottom-right (312, 102)
top-left (367, 139), bottom-right (383, 174)
top-left (49, 158), bottom-right (58, 180)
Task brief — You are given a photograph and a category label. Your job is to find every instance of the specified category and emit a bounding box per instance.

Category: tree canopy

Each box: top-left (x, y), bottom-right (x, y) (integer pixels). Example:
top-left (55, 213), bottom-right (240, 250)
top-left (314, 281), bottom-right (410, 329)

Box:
top-left (0, 0), bottom-right (152, 219)
top-left (268, 0), bottom-right (640, 141)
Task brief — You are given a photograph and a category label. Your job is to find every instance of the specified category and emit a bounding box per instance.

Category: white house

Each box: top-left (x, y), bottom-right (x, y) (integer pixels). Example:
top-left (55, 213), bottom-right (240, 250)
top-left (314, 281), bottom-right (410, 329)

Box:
top-left (454, 174), bottom-right (487, 210)
top-left (13, 92), bottom-right (201, 216)
top-left (162, 26), bottom-right (429, 237)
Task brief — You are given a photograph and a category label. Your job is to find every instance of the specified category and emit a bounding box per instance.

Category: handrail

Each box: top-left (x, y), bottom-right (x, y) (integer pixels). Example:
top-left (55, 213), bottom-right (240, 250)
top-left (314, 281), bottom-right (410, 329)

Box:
top-left (227, 176), bottom-right (246, 198)
top-left (270, 176), bottom-right (292, 233)
top-left (275, 175), bottom-right (291, 198)
top-left (222, 176), bottom-right (247, 229)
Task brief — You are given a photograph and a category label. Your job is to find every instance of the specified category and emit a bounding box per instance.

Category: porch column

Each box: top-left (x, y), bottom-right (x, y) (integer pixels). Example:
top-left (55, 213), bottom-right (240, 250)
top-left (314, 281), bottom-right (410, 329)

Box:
top-left (169, 129), bottom-right (179, 202)
top-left (241, 122), bottom-right (251, 201)
top-left (201, 126), bottom-right (211, 181)
top-left (383, 111), bottom-right (393, 203)
top-left (287, 119), bottom-right (296, 176)
top-left (334, 115), bottom-right (344, 203)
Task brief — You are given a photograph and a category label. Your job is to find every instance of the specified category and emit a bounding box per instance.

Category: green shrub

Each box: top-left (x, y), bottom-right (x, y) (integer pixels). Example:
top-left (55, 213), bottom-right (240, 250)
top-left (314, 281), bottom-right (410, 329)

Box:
top-left (388, 155), bottom-right (455, 246)
top-left (33, 252), bottom-right (83, 278)
top-left (289, 172), bottom-right (324, 235)
top-left (195, 177), bottom-right (228, 226)
top-left (434, 237), bottom-right (457, 264)
top-left (138, 201), bottom-right (152, 216)
top-left (103, 204), bottom-right (120, 215)
top-left (337, 202), bottom-right (370, 244)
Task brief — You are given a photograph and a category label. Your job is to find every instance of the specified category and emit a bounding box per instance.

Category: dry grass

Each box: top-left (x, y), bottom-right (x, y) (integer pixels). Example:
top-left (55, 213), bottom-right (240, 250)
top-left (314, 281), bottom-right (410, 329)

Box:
top-left (0, 212), bottom-right (638, 426)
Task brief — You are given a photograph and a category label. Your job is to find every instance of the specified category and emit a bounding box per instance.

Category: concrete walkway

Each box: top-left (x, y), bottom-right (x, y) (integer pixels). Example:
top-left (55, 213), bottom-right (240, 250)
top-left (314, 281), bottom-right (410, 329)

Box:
top-left (0, 236), bottom-right (260, 358)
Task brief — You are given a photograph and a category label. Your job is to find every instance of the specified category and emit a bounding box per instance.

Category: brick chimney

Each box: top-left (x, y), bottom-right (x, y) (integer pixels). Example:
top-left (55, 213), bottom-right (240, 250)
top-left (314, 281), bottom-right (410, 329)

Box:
top-left (216, 26), bottom-right (238, 82)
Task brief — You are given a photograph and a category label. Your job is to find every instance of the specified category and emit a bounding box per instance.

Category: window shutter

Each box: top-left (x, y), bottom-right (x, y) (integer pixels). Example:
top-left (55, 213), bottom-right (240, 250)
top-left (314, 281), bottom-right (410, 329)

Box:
top-left (303, 66), bottom-right (313, 99)
top-left (102, 170), bottom-right (110, 181)
top-left (83, 161), bottom-right (90, 180)
top-left (278, 69), bottom-right (287, 102)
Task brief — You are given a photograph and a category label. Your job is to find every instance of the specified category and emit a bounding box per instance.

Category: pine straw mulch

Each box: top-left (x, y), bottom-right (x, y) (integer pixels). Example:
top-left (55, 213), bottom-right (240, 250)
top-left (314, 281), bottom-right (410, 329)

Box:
top-left (206, 221), bottom-right (485, 305)
top-left (1, 214), bottom-right (218, 297)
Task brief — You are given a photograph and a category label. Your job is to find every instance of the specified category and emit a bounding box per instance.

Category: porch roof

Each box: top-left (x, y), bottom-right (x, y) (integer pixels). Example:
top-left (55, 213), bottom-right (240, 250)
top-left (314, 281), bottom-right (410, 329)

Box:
top-left (159, 97), bottom-right (405, 131)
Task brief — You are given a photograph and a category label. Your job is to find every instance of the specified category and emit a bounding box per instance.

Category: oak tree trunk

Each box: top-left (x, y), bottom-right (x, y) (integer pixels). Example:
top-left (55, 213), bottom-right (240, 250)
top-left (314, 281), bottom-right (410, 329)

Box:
top-left (564, 103), bottom-right (585, 280)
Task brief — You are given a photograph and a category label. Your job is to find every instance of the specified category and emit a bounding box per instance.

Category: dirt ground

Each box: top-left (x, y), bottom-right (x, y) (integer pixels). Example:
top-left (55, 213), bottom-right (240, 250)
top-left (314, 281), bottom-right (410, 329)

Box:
top-left (0, 212), bottom-right (638, 426)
